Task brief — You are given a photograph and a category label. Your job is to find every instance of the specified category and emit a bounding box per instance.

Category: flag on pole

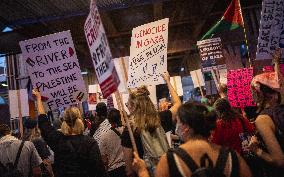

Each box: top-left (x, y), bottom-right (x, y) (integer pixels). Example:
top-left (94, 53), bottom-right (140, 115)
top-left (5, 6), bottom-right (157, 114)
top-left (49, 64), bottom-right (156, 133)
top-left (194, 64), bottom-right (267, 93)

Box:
top-left (201, 0), bottom-right (244, 40)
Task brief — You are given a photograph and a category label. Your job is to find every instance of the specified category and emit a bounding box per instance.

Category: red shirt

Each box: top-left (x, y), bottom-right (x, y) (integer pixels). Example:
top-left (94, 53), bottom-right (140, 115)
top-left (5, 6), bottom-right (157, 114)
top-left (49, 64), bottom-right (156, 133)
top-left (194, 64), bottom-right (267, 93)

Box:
top-left (211, 117), bottom-right (255, 153)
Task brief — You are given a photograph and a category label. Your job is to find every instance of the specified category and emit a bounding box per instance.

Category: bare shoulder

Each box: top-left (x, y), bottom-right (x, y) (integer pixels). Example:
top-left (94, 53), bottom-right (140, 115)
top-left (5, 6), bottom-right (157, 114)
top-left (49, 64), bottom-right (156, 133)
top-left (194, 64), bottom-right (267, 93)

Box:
top-left (155, 154), bottom-right (170, 177)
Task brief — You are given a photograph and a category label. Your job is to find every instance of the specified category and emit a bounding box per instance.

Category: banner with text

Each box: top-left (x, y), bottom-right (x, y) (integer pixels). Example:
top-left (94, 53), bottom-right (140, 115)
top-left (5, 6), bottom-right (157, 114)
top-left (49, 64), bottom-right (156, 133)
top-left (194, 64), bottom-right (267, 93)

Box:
top-left (256, 0), bottom-right (284, 60)
top-left (227, 68), bottom-right (256, 108)
top-left (19, 31), bottom-right (87, 111)
top-left (127, 18), bottom-right (169, 88)
top-left (84, 1), bottom-right (120, 97)
top-left (197, 37), bottom-right (226, 72)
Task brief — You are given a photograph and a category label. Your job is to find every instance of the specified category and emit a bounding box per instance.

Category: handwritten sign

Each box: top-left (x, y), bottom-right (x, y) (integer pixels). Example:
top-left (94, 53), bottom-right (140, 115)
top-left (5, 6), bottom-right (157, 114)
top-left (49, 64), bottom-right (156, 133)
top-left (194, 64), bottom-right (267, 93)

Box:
top-left (190, 69), bottom-right (205, 88)
top-left (256, 0), bottom-right (284, 60)
top-left (197, 37), bottom-right (226, 72)
top-left (227, 68), bottom-right (256, 108)
top-left (84, 1), bottom-right (120, 97)
top-left (127, 18), bottom-right (169, 88)
top-left (19, 31), bottom-right (87, 111)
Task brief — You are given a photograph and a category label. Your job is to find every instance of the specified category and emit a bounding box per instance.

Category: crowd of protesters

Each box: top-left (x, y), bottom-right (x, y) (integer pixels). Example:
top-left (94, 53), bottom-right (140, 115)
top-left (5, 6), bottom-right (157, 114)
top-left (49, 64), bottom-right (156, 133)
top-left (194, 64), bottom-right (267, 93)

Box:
top-left (1, 54), bottom-right (284, 177)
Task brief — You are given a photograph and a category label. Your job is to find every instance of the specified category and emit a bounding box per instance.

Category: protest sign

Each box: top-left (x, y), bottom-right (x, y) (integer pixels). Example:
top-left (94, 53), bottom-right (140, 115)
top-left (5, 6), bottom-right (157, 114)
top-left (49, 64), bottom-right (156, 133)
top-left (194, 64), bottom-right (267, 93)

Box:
top-left (19, 31), bottom-right (87, 111)
top-left (219, 69), bottom-right (228, 84)
top-left (197, 37), bottom-right (226, 72)
top-left (84, 1), bottom-right (120, 97)
top-left (170, 76), bottom-right (183, 96)
top-left (256, 0), bottom-right (284, 60)
top-left (113, 57), bottom-right (129, 93)
top-left (127, 18), bottom-right (169, 88)
top-left (88, 84), bottom-right (108, 110)
top-left (227, 68), bottom-right (256, 108)
top-left (190, 69), bottom-right (205, 88)
top-left (9, 89), bottom-right (29, 118)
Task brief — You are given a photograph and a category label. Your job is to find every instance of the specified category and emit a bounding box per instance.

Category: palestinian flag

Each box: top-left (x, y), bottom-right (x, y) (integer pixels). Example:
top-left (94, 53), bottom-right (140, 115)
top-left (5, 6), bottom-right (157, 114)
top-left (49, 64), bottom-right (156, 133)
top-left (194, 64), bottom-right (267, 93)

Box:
top-left (201, 0), bottom-right (244, 40)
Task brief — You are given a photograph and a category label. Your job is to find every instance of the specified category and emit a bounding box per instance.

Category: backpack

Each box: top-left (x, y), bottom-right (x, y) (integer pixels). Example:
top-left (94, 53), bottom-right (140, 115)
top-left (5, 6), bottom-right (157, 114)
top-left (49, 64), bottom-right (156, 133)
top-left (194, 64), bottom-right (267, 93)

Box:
top-left (0, 141), bottom-right (25, 177)
top-left (261, 105), bottom-right (284, 150)
top-left (140, 126), bottom-right (169, 175)
top-left (167, 147), bottom-right (239, 177)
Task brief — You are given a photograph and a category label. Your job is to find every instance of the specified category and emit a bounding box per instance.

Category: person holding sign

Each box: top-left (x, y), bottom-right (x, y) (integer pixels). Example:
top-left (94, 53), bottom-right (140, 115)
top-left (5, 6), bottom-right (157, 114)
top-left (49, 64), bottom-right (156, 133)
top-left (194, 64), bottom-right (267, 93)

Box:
top-left (121, 72), bottom-right (181, 177)
top-left (32, 89), bottom-right (108, 177)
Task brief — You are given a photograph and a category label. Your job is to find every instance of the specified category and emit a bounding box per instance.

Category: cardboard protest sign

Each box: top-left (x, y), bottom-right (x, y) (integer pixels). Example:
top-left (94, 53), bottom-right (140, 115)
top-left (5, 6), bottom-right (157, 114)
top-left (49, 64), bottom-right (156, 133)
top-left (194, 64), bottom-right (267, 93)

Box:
top-left (256, 0), bottom-right (284, 60)
top-left (9, 89), bottom-right (29, 118)
top-left (190, 69), bottom-right (205, 88)
top-left (227, 68), bottom-right (256, 108)
top-left (197, 37), bottom-right (226, 72)
top-left (219, 68), bottom-right (228, 84)
top-left (84, 1), bottom-right (120, 97)
top-left (19, 31), bottom-right (87, 111)
top-left (170, 76), bottom-right (183, 96)
top-left (127, 18), bottom-right (169, 88)
top-left (113, 57), bottom-right (129, 93)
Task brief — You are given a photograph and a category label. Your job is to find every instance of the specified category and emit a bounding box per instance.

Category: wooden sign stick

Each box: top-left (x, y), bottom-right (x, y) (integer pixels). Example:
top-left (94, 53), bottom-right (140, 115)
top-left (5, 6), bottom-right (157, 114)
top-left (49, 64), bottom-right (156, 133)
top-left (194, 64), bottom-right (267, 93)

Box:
top-left (115, 91), bottom-right (138, 154)
top-left (16, 90), bottom-right (23, 138)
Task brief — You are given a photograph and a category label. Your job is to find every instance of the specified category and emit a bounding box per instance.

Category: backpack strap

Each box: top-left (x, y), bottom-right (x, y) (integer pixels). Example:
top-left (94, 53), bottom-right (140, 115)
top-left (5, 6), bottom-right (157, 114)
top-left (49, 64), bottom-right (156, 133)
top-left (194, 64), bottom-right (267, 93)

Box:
top-left (215, 147), bottom-right (230, 174)
top-left (166, 149), bottom-right (184, 177)
top-left (14, 140), bottom-right (25, 168)
top-left (172, 147), bottom-right (199, 173)
top-left (229, 150), bottom-right (239, 177)
top-left (111, 127), bottom-right (121, 137)
top-left (200, 153), bottom-right (213, 168)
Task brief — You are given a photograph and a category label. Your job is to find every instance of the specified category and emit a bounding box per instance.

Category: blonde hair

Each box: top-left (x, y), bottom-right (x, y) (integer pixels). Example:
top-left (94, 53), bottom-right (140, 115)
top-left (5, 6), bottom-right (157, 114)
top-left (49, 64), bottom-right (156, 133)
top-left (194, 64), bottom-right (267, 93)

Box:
top-left (129, 86), bottom-right (160, 133)
top-left (61, 107), bottom-right (84, 135)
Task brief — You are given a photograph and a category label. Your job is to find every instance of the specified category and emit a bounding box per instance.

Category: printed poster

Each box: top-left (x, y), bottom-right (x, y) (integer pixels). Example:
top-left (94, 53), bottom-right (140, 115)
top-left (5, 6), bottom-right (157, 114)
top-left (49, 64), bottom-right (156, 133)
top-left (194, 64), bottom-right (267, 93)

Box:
top-left (19, 31), bottom-right (87, 111)
top-left (127, 18), bottom-right (169, 88)
top-left (197, 37), bottom-right (226, 72)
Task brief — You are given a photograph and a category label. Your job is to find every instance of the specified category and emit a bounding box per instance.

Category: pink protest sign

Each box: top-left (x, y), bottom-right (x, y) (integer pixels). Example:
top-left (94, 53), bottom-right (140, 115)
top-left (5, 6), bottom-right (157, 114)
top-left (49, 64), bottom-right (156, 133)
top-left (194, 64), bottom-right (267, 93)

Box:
top-left (227, 68), bottom-right (256, 108)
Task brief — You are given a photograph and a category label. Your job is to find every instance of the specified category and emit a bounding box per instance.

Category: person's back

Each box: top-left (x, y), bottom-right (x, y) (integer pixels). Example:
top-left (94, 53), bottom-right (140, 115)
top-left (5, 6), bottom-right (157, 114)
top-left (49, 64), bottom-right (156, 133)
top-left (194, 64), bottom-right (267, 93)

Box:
top-left (0, 124), bottom-right (42, 177)
top-left (32, 89), bottom-right (109, 177)
top-left (212, 98), bottom-right (254, 153)
top-left (212, 118), bottom-right (254, 153)
top-left (156, 139), bottom-right (251, 177)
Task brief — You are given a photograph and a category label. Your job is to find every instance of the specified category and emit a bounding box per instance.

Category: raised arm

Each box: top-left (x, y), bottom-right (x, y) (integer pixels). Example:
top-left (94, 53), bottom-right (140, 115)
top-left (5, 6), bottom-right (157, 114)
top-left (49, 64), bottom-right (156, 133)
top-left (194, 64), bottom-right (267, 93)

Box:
top-left (33, 89), bottom-right (62, 151)
top-left (162, 72), bottom-right (182, 122)
top-left (32, 89), bottom-right (45, 115)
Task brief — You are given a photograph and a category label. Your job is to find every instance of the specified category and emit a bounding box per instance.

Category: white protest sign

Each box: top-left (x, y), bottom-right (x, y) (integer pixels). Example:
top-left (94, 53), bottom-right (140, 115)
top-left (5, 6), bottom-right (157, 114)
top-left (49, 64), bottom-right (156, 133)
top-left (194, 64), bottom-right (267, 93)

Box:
top-left (9, 89), bottom-right (29, 118)
top-left (256, 0), bottom-right (284, 60)
top-left (190, 69), bottom-right (205, 88)
top-left (19, 31), bottom-right (87, 111)
top-left (170, 76), bottom-right (183, 96)
top-left (113, 57), bottom-right (129, 93)
top-left (127, 18), bottom-right (169, 88)
top-left (219, 68), bottom-right (228, 84)
top-left (84, 1), bottom-right (120, 97)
